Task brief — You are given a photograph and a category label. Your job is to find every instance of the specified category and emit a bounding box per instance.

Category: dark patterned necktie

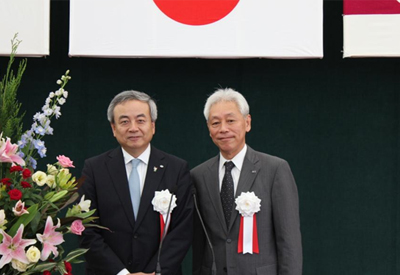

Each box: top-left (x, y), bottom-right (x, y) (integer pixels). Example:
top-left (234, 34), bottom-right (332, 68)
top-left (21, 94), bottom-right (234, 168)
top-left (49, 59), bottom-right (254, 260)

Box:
top-left (221, 161), bottom-right (235, 228)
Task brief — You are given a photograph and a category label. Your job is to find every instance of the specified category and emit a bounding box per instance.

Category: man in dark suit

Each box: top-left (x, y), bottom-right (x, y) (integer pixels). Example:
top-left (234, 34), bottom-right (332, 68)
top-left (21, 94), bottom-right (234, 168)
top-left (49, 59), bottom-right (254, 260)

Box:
top-left (192, 88), bottom-right (302, 275)
top-left (79, 90), bottom-right (193, 275)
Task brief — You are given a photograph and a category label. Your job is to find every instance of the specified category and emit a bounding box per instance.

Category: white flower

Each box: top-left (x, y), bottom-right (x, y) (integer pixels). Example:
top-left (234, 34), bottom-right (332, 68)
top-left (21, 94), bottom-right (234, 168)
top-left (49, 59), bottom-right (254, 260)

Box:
top-left (26, 246), bottom-right (41, 263)
top-left (0, 209), bottom-right (7, 230)
top-left (58, 98), bottom-right (66, 105)
top-left (53, 106), bottom-right (61, 118)
top-left (235, 192), bottom-right (261, 217)
top-left (56, 80), bottom-right (62, 85)
top-left (63, 90), bottom-right (68, 98)
top-left (60, 168), bottom-right (69, 174)
top-left (49, 92), bottom-right (55, 98)
top-left (47, 164), bottom-right (58, 175)
top-left (78, 195), bottom-right (91, 213)
top-left (42, 104), bottom-right (50, 112)
top-left (12, 200), bottom-right (29, 216)
top-left (32, 171), bottom-right (47, 186)
top-left (11, 259), bottom-right (27, 272)
top-left (43, 108), bottom-right (53, 116)
top-left (152, 189), bottom-right (177, 215)
top-left (46, 174), bottom-right (56, 188)
top-left (55, 89), bottom-right (63, 96)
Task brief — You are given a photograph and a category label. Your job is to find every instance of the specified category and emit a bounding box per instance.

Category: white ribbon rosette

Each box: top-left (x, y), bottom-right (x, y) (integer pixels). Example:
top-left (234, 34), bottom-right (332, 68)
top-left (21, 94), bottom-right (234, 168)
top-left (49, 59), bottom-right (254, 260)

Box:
top-left (235, 191), bottom-right (261, 254)
top-left (152, 189), bottom-right (177, 240)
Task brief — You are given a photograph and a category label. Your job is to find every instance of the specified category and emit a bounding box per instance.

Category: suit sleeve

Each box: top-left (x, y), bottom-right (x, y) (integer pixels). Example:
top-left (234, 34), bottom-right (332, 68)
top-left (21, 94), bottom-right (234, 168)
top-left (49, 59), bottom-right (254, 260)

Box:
top-left (271, 160), bottom-right (303, 275)
top-left (78, 159), bottom-right (127, 275)
top-left (144, 160), bottom-right (194, 275)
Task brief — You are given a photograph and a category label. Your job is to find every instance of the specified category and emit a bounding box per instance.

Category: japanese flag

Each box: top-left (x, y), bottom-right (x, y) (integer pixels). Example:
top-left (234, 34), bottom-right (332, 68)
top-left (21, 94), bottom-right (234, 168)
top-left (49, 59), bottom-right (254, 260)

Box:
top-left (69, 0), bottom-right (323, 58)
top-left (0, 0), bottom-right (50, 57)
top-left (343, 0), bottom-right (400, 57)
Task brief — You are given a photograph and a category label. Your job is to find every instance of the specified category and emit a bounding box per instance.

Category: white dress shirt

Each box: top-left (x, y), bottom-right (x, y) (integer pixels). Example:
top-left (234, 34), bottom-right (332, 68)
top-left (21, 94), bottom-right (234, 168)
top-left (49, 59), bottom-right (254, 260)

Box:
top-left (122, 144), bottom-right (151, 196)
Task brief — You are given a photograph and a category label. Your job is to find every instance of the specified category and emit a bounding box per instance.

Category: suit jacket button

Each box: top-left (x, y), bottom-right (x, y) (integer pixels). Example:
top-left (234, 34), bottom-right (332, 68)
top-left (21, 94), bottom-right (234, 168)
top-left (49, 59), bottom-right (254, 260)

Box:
top-left (223, 267), bottom-right (227, 272)
top-left (134, 234), bottom-right (138, 239)
top-left (128, 261), bottom-right (132, 265)
top-left (226, 239), bottom-right (232, 243)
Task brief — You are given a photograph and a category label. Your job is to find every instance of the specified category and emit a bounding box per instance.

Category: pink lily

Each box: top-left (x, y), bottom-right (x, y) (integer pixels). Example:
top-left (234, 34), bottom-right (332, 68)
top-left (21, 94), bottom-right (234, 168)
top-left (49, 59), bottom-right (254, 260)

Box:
top-left (36, 216), bottom-right (64, 261)
top-left (0, 135), bottom-right (25, 166)
top-left (0, 224), bottom-right (37, 268)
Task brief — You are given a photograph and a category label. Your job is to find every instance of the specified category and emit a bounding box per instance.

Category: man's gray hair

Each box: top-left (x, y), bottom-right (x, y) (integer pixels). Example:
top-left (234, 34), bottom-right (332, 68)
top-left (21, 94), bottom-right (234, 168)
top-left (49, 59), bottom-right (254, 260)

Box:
top-left (107, 90), bottom-right (158, 123)
top-left (203, 88), bottom-right (250, 121)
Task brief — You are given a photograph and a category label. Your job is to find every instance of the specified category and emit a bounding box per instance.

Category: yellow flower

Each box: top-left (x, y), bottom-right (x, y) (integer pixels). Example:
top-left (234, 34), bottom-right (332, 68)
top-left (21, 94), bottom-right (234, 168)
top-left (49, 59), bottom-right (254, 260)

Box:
top-left (26, 246), bottom-right (41, 263)
top-left (32, 171), bottom-right (47, 186)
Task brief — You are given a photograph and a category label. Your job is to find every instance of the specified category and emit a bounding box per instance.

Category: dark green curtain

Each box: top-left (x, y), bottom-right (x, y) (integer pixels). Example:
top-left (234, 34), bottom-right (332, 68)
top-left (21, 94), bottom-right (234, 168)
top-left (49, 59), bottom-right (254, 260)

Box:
top-left (0, 0), bottom-right (399, 274)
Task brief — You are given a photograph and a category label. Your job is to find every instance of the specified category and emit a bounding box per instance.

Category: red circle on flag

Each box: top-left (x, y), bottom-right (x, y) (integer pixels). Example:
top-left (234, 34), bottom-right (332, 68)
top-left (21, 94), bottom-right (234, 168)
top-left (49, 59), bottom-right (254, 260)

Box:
top-left (153, 0), bottom-right (240, 26)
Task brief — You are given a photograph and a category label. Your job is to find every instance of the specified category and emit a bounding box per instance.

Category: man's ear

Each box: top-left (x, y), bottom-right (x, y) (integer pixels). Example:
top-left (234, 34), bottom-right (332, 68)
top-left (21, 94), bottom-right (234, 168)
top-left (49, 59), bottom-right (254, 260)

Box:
top-left (245, 114), bottom-right (252, 133)
top-left (110, 122), bottom-right (116, 137)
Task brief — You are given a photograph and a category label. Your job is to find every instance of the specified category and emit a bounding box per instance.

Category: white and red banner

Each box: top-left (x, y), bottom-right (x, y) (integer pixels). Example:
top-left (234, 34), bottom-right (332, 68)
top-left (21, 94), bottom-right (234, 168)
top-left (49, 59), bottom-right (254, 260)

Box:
top-left (343, 0), bottom-right (400, 57)
top-left (238, 215), bottom-right (259, 254)
top-left (0, 0), bottom-right (50, 56)
top-left (69, 0), bottom-right (323, 58)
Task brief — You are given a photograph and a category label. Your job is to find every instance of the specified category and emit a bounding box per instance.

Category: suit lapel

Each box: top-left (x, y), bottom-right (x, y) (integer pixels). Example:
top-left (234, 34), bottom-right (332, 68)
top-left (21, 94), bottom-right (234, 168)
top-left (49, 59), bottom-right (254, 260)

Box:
top-left (228, 147), bottom-right (260, 230)
top-left (134, 146), bottom-right (166, 232)
top-left (204, 156), bottom-right (228, 234)
top-left (106, 147), bottom-right (136, 229)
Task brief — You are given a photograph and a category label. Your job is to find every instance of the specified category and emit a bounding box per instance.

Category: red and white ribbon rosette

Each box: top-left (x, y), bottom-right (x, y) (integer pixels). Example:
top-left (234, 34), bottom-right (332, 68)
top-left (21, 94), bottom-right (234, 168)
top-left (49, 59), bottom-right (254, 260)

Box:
top-left (151, 189), bottom-right (177, 240)
top-left (235, 191), bottom-right (261, 254)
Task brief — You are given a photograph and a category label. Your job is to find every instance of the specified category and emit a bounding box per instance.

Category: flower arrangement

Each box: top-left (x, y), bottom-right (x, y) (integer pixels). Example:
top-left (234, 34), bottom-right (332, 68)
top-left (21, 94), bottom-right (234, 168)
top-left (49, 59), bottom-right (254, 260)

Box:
top-left (0, 38), bottom-right (99, 275)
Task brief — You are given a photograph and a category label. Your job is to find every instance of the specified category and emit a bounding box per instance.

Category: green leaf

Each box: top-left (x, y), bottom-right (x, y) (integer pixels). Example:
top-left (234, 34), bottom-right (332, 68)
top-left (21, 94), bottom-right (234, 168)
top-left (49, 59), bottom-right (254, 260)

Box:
top-left (60, 192), bottom-right (79, 210)
top-left (8, 204), bottom-right (38, 236)
top-left (85, 223), bottom-right (112, 232)
top-left (21, 262), bottom-right (57, 274)
top-left (64, 248), bottom-right (89, 262)
top-left (69, 259), bottom-right (85, 264)
top-left (49, 190), bottom-right (68, 202)
top-left (82, 216), bottom-right (99, 223)
top-left (56, 262), bottom-right (67, 274)
top-left (30, 211), bottom-right (41, 234)
top-left (0, 34), bottom-right (27, 143)
top-left (44, 191), bottom-right (55, 200)
top-left (72, 209), bottom-right (96, 219)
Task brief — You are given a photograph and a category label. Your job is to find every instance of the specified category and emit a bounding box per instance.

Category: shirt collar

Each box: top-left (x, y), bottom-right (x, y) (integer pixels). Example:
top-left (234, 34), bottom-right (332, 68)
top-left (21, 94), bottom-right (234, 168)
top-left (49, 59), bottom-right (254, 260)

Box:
top-left (219, 144), bottom-right (247, 172)
top-left (122, 144), bottom-right (151, 165)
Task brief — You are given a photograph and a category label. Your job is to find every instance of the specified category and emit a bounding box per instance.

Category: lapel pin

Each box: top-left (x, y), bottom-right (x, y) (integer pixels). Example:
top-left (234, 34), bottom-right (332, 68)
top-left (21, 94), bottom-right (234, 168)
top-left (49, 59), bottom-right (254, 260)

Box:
top-left (252, 170), bottom-right (257, 174)
top-left (160, 165), bottom-right (164, 168)
top-left (153, 167), bottom-right (158, 172)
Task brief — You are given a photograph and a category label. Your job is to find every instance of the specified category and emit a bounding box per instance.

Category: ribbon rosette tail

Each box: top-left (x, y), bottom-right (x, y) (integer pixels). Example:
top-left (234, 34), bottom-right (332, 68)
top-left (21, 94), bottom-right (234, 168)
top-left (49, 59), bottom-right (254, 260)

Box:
top-left (235, 191), bottom-right (261, 254)
top-left (151, 189), bottom-right (177, 240)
